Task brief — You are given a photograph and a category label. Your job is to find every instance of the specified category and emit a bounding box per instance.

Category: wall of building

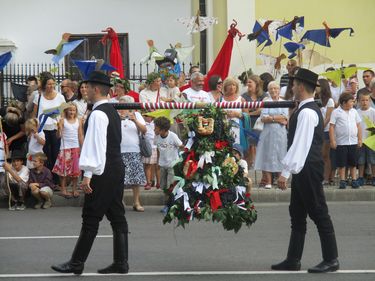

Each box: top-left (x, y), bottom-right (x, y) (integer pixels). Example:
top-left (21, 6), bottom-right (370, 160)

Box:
top-left (0, 0), bottom-right (192, 65)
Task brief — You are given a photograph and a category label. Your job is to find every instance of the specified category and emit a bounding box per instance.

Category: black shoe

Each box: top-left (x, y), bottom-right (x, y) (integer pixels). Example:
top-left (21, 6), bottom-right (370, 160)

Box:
top-left (308, 259), bottom-right (339, 273)
top-left (271, 259), bottom-right (301, 271)
top-left (51, 261), bottom-right (84, 275)
top-left (98, 262), bottom-right (129, 274)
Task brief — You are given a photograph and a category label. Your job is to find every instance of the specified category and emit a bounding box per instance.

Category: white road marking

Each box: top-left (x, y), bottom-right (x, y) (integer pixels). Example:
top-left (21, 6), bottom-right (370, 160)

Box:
top-left (0, 235), bottom-right (112, 240)
top-left (0, 270), bottom-right (374, 278)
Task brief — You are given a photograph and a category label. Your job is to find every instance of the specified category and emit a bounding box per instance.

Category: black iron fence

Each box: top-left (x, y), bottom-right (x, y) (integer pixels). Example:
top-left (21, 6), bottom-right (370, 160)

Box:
top-left (0, 62), bottom-right (198, 108)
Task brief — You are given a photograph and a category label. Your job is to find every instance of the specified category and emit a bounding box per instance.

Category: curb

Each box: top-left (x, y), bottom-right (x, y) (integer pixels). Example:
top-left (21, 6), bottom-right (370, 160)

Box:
top-left (2, 186), bottom-right (375, 208)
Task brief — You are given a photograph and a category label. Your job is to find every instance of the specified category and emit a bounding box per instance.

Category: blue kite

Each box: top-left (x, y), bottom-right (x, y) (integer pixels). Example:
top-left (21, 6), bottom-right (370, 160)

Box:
top-left (247, 20), bottom-right (273, 50)
top-left (284, 42), bottom-right (305, 59)
top-left (0, 51), bottom-right (12, 71)
top-left (73, 59), bottom-right (116, 80)
top-left (51, 39), bottom-right (83, 64)
top-left (276, 16), bottom-right (304, 41)
top-left (300, 22), bottom-right (354, 47)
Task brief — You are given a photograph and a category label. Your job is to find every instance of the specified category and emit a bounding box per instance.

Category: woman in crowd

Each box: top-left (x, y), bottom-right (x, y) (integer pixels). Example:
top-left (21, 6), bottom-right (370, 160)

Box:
top-left (254, 81), bottom-right (288, 188)
top-left (241, 75), bottom-right (267, 167)
top-left (208, 75), bottom-right (223, 102)
top-left (222, 77), bottom-right (248, 145)
top-left (316, 78), bottom-right (335, 185)
top-left (139, 72), bottom-right (167, 103)
top-left (118, 96), bottom-right (147, 212)
top-left (32, 72), bottom-right (65, 180)
top-left (73, 81), bottom-right (88, 118)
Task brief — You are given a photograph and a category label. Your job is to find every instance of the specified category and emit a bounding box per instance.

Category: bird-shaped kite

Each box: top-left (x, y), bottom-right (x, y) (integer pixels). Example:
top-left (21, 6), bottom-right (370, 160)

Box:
top-left (284, 42), bottom-right (305, 59)
top-left (276, 16), bottom-right (304, 41)
top-left (45, 33), bottom-right (83, 64)
top-left (320, 66), bottom-right (369, 86)
top-left (140, 40), bottom-right (164, 65)
top-left (73, 59), bottom-right (116, 80)
top-left (177, 10), bottom-right (218, 34)
top-left (258, 53), bottom-right (287, 78)
top-left (301, 49), bottom-right (332, 68)
top-left (0, 51), bottom-right (12, 71)
top-left (258, 19), bottom-right (285, 39)
top-left (247, 20), bottom-right (273, 50)
top-left (300, 21), bottom-right (354, 47)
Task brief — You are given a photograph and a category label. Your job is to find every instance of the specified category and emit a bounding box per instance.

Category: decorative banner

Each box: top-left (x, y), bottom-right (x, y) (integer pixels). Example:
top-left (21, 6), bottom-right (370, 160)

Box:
top-left (52, 40), bottom-right (83, 64)
top-left (0, 51), bottom-right (12, 71)
top-left (276, 16), bottom-right (304, 41)
top-left (177, 10), bottom-right (218, 34)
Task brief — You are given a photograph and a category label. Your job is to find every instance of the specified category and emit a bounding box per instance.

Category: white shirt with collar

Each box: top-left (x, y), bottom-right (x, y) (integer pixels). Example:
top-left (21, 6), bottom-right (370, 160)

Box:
top-left (79, 99), bottom-right (109, 178)
top-left (330, 106), bottom-right (361, 146)
top-left (281, 98), bottom-right (319, 179)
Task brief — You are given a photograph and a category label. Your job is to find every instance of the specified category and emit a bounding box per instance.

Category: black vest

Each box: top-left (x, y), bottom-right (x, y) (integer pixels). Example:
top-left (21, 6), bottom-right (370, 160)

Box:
top-left (84, 103), bottom-right (122, 166)
top-left (288, 101), bottom-right (323, 163)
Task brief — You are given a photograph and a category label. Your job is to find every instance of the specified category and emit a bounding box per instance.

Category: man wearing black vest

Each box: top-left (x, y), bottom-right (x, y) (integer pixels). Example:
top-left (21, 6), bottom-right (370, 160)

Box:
top-left (272, 68), bottom-right (339, 273)
top-left (51, 71), bottom-right (128, 275)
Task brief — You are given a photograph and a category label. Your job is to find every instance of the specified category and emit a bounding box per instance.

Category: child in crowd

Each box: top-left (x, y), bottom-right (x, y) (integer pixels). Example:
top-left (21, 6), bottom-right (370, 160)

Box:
top-left (28, 152), bottom-right (54, 209)
top-left (25, 118), bottom-right (45, 169)
top-left (162, 74), bottom-right (180, 102)
top-left (154, 117), bottom-right (184, 213)
top-left (356, 92), bottom-right (375, 186)
top-left (0, 130), bottom-right (8, 198)
top-left (232, 144), bottom-right (252, 193)
top-left (142, 115), bottom-right (160, 190)
top-left (53, 103), bottom-right (83, 198)
top-left (329, 92), bottom-right (362, 189)
top-left (4, 150), bottom-right (29, 210)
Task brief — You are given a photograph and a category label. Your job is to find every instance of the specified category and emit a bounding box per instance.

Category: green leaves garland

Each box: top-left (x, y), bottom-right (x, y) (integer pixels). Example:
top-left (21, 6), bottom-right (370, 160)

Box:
top-left (163, 106), bottom-right (257, 233)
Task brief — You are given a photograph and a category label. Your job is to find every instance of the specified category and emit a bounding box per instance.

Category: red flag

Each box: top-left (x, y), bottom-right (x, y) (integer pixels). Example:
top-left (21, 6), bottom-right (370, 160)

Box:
top-left (101, 27), bottom-right (124, 78)
top-left (204, 20), bottom-right (245, 91)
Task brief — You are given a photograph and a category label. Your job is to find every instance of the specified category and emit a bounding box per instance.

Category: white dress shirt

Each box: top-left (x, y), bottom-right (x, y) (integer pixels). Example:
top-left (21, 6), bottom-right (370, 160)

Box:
top-left (79, 99), bottom-right (109, 178)
top-left (330, 107), bottom-right (361, 145)
top-left (281, 98), bottom-right (319, 179)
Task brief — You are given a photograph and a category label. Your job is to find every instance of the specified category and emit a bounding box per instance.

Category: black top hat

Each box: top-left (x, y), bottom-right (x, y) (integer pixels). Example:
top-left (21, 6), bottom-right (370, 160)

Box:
top-left (292, 68), bottom-right (319, 87)
top-left (83, 71), bottom-right (113, 87)
top-left (8, 150), bottom-right (26, 161)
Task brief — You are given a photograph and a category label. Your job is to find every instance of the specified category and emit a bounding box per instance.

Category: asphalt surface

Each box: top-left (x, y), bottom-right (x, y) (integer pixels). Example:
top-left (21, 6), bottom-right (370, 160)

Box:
top-left (0, 202), bottom-right (374, 281)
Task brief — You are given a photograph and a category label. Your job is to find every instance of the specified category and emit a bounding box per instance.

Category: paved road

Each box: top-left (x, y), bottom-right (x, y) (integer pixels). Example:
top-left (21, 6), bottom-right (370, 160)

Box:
top-left (0, 202), bottom-right (374, 281)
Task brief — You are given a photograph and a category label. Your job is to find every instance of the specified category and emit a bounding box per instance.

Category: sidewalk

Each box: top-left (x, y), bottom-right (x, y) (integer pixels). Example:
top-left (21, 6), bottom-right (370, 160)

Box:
top-left (1, 185), bottom-right (375, 209)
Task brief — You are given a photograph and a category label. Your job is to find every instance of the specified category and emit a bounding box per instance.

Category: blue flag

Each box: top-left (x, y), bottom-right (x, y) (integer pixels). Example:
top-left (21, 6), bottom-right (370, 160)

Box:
top-left (52, 40), bottom-right (83, 64)
top-left (0, 51), bottom-right (12, 71)
top-left (300, 27), bottom-right (354, 47)
top-left (276, 16), bottom-right (304, 40)
top-left (73, 59), bottom-right (116, 79)
top-left (284, 42), bottom-right (305, 59)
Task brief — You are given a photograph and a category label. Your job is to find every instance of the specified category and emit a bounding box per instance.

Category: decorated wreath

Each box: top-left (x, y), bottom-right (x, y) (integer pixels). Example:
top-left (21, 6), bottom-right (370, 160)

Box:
top-left (163, 106), bottom-right (257, 233)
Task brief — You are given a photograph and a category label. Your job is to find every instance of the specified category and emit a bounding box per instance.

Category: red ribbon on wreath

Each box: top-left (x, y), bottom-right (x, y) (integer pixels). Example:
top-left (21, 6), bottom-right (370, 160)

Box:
top-left (183, 150), bottom-right (198, 179)
top-left (206, 189), bottom-right (228, 211)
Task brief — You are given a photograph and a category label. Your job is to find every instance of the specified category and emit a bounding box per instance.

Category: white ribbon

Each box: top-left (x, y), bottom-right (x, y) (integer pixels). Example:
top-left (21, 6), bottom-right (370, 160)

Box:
top-left (174, 187), bottom-right (191, 211)
top-left (211, 166), bottom-right (222, 190)
top-left (197, 151), bottom-right (215, 169)
top-left (234, 185), bottom-right (246, 202)
top-left (184, 131), bottom-right (195, 150)
top-left (192, 181), bottom-right (211, 194)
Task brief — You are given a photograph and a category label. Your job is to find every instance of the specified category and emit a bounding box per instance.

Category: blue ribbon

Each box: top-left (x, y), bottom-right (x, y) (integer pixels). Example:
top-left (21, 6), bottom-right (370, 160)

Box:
top-left (38, 109), bottom-right (60, 133)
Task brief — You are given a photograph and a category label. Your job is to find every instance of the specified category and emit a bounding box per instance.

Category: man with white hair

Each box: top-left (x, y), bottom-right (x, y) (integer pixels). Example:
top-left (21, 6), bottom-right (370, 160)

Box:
top-left (182, 72), bottom-right (211, 102)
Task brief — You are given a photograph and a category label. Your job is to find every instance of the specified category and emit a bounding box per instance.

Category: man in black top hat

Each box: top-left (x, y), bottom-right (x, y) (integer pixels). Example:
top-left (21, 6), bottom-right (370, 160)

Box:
top-left (51, 71), bottom-right (128, 275)
top-left (272, 68), bottom-right (339, 273)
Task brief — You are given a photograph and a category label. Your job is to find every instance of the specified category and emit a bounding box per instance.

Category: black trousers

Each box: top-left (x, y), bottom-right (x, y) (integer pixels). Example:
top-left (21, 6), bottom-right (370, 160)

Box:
top-left (289, 160), bottom-right (335, 235)
top-left (82, 160), bottom-right (127, 234)
top-left (43, 130), bottom-right (60, 170)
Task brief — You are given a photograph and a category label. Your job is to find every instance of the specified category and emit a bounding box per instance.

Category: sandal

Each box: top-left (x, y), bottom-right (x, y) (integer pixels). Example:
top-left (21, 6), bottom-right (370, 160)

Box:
top-left (59, 192), bottom-right (72, 199)
top-left (72, 191), bottom-right (80, 198)
top-left (144, 183), bottom-right (152, 190)
top-left (133, 205), bottom-right (145, 212)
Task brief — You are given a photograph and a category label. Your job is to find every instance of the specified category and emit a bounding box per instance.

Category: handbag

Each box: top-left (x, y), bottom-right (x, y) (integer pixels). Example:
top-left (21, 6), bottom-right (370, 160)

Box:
top-left (139, 134), bottom-right (152, 157)
top-left (253, 117), bottom-right (264, 131)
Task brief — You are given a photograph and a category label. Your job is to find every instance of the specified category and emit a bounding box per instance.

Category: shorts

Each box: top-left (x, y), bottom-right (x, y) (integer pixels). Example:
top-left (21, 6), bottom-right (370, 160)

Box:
top-left (40, 186), bottom-right (53, 197)
top-left (357, 145), bottom-right (375, 165)
top-left (143, 147), bottom-right (158, 164)
top-left (335, 145), bottom-right (358, 168)
top-left (160, 166), bottom-right (175, 190)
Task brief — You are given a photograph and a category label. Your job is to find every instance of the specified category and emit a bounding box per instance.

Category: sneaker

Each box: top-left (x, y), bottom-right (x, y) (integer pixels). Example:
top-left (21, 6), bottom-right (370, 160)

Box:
top-left (160, 206), bottom-right (169, 214)
top-left (42, 199), bottom-right (52, 209)
top-left (8, 204), bottom-right (16, 211)
top-left (264, 184), bottom-right (272, 189)
top-left (16, 203), bottom-right (26, 211)
top-left (357, 177), bottom-right (365, 186)
top-left (351, 180), bottom-right (360, 189)
top-left (339, 180), bottom-right (347, 189)
top-left (34, 201), bottom-right (43, 209)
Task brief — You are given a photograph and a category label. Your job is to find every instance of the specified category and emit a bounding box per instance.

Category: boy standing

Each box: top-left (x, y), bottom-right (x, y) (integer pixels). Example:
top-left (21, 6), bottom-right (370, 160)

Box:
top-left (356, 92), bottom-right (375, 185)
top-left (28, 152), bottom-right (54, 209)
top-left (329, 92), bottom-right (362, 189)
